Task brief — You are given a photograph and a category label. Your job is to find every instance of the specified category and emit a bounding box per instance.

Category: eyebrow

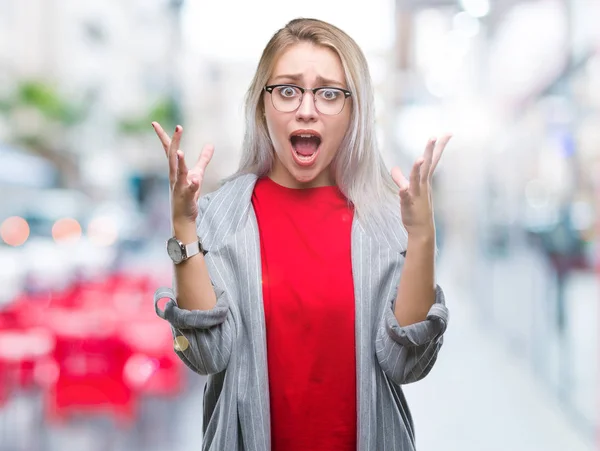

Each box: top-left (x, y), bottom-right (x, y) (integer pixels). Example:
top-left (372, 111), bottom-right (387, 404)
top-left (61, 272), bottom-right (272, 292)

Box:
top-left (271, 74), bottom-right (345, 87)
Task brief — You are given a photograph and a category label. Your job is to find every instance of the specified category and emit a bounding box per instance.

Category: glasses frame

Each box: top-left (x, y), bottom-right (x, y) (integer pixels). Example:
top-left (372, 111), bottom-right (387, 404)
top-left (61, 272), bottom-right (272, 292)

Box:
top-left (264, 84), bottom-right (352, 116)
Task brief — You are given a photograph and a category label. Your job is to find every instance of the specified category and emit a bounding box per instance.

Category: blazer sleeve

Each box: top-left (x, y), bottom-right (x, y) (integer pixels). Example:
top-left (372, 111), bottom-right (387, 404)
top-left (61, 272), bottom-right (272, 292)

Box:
top-left (375, 284), bottom-right (448, 385)
top-left (154, 284), bottom-right (234, 375)
top-left (153, 190), bottom-right (238, 375)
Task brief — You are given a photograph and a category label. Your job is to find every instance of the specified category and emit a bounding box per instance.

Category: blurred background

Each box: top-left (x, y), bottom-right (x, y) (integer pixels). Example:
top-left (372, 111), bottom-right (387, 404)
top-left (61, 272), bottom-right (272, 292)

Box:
top-left (0, 0), bottom-right (598, 450)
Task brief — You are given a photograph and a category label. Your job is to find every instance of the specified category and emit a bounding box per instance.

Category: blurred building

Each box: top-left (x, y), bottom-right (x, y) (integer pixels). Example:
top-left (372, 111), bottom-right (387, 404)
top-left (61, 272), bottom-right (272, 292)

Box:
top-left (178, 57), bottom-right (253, 190)
top-left (390, 0), bottom-right (600, 436)
top-left (0, 0), bottom-right (186, 195)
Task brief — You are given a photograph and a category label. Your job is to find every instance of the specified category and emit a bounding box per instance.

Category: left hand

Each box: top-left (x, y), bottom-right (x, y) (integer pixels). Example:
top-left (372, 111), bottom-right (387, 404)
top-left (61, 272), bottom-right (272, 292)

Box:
top-left (391, 134), bottom-right (452, 237)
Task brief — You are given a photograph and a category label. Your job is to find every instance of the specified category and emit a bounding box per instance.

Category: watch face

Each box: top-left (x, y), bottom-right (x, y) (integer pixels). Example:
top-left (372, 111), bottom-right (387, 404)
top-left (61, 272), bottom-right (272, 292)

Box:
top-left (167, 238), bottom-right (184, 263)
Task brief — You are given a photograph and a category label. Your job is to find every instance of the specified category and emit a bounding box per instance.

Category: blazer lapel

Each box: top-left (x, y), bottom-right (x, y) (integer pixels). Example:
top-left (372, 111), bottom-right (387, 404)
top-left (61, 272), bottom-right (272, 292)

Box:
top-left (352, 219), bottom-right (378, 451)
top-left (200, 174), bottom-right (271, 450)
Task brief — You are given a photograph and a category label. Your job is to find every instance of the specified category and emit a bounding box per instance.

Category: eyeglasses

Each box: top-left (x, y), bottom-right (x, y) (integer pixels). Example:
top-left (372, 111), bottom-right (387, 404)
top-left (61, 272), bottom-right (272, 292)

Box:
top-left (264, 84), bottom-right (352, 116)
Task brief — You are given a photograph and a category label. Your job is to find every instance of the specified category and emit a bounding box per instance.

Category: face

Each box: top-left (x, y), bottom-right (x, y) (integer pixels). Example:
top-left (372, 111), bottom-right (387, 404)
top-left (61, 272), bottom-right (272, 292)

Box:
top-left (264, 41), bottom-right (352, 188)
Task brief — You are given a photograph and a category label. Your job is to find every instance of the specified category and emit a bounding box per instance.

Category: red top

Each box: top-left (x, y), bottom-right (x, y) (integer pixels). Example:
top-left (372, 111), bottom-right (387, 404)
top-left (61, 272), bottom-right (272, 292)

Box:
top-left (252, 177), bottom-right (357, 451)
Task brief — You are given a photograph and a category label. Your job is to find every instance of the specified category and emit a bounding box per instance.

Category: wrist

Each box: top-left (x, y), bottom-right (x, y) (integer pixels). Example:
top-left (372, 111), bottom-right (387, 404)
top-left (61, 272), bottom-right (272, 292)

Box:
top-left (407, 230), bottom-right (436, 248)
top-left (172, 220), bottom-right (198, 243)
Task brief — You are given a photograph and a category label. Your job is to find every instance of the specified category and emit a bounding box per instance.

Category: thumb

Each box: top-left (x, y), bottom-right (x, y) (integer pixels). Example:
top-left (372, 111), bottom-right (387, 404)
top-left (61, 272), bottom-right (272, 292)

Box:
top-left (186, 176), bottom-right (201, 198)
top-left (391, 166), bottom-right (409, 192)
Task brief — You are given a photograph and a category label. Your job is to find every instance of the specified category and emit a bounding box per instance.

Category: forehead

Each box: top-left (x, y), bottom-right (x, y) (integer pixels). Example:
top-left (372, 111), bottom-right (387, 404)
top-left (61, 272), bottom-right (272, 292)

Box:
top-left (270, 41), bottom-right (346, 85)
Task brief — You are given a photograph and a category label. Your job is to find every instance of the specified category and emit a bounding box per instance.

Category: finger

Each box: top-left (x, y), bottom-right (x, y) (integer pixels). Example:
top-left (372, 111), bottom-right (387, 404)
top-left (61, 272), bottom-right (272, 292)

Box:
top-left (420, 137), bottom-right (436, 183)
top-left (176, 150), bottom-right (189, 187)
top-left (391, 166), bottom-right (409, 191)
top-left (168, 125), bottom-right (183, 183)
top-left (410, 158), bottom-right (424, 195)
top-left (189, 176), bottom-right (201, 200)
top-left (185, 162), bottom-right (202, 203)
top-left (169, 125), bottom-right (183, 158)
top-left (192, 143), bottom-right (215, 176)
top-left (151, 122), bottom-right (172, 154)
top-left (391, 166), bottom-right (412, 204)
top-left (430, 133), bottom-right (452, 175)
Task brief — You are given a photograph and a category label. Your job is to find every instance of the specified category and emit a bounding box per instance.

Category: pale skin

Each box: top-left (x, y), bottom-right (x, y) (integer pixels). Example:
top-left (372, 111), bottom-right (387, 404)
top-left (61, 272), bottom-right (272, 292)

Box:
top-left (264, 42), bottom-right (351, 188)
top-left (391, 134), bottom-right (452, 326)
top-left (152, 122), bottom-right (217, 311)
top-left (151, 42), bottom-right (452, 326)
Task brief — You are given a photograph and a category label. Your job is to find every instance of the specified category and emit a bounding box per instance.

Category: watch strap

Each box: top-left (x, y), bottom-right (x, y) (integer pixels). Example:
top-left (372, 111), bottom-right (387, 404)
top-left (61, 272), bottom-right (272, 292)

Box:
top-left (184, 240), bottom-right (199, 258)
top-left (183, 238), bottom-right (207, 259)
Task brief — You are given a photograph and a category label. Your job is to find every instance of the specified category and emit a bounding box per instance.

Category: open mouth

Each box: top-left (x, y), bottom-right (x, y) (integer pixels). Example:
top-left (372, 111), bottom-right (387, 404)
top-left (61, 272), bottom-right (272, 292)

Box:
top-left (290, 132), bottom-right (322, 165)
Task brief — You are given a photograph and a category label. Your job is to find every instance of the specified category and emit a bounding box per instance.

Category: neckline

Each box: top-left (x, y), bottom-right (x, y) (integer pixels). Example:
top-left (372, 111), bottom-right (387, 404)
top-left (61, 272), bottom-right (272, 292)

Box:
top-left (263, 176), bottom-right (339, 192)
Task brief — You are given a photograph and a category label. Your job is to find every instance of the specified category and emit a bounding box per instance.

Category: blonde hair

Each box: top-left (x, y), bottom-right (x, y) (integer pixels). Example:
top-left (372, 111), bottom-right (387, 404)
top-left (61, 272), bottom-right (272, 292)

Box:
top-left (231, 18), bottom-right (402, 232)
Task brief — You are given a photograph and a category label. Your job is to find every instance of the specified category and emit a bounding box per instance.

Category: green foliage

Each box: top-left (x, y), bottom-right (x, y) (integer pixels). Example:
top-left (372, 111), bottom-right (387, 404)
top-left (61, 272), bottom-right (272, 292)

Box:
top-left (0, 98), bottom-right (10, 113)
top-left (0, 80), bottom-right (85, 126)
top-left (119, 97), bottom-right (179, 135)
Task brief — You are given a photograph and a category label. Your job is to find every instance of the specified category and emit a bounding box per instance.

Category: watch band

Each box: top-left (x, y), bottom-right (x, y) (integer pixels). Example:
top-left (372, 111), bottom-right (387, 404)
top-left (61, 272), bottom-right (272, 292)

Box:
top-left (184, 237), bottom-right (208, 259)
top-left (184, 240), bottom-right (201, 259)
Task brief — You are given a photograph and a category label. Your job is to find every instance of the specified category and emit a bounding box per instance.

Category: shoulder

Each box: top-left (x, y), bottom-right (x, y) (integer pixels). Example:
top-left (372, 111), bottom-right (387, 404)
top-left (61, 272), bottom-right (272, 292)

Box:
top-left (199, 173), bottom-right (257, 210)
top-left (197, 173), bottom-right (258, 250)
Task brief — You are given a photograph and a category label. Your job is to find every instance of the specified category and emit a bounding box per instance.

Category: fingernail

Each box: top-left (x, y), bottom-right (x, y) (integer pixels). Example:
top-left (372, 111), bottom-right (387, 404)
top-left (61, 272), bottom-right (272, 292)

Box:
top-left (175, 125), bottom-right (181, 132)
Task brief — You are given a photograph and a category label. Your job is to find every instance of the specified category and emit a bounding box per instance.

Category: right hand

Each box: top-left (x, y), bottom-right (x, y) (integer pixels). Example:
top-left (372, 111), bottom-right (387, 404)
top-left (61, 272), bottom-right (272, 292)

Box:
top-left (152, 122), bottom-right (214, 228)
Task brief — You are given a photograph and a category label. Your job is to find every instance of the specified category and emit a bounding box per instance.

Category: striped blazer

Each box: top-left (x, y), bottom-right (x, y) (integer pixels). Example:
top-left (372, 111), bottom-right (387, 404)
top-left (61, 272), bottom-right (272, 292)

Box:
top-left (154, 173), bottom-right (449, 451)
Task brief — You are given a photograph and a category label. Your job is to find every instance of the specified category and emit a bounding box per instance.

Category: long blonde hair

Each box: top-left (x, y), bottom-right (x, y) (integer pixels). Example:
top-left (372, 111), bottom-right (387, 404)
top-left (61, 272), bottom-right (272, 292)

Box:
top-left (232, 18), bottom-right (401, 231)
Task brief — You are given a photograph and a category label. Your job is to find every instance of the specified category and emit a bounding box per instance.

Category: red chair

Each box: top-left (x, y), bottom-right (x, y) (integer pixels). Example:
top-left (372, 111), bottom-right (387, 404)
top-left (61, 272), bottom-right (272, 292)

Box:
top-left (1, 270), bottom-right (180, 430)
top-left (43, 308), bottom-right (136, 427)
top-left (0, 327), bottom-right (55, 391)
top-left (120, 317), bottom-right (185, 397)
top-left (0, 359), bottom-right (9, 407)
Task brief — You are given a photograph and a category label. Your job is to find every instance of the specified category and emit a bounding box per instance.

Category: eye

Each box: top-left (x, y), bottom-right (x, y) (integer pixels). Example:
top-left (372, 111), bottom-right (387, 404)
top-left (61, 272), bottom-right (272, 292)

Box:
top-left (278, 86), bottom-right (299, 98)
top-left (318, 89), bottom-right (341, 101)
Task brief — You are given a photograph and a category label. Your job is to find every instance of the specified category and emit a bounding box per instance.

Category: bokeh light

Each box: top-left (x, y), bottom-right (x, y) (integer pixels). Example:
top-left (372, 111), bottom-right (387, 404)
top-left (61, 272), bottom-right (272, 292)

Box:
top-left (87, 216), bottom-right (119, 247)
top-left (0, 216), bottom-right (30, 246)
top-left (51, 218), bottom-right (82, 243)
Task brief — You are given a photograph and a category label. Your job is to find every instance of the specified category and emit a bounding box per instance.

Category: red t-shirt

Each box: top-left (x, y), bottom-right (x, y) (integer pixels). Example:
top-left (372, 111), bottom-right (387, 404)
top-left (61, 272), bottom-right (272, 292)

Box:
top-left (252, 176), bottom-right (357, 451)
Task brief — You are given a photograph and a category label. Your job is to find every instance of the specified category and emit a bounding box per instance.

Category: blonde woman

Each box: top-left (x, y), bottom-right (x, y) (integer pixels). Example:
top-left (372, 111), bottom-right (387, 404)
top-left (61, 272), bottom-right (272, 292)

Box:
top-left (153, 18), bottom-right (451, 451)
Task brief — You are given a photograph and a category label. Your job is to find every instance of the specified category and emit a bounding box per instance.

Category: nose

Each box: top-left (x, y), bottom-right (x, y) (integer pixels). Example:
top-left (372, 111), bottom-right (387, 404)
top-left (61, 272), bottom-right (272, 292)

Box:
top-left (295, 91), bottom-right (318, 122)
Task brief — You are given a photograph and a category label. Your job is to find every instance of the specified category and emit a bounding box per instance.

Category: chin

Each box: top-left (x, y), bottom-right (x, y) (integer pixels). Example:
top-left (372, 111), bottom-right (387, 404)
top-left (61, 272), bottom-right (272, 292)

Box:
top-left (272, 146), bottom-right (334, 188)
top-left (292, 171), bottom-right (318, 184)
top-left (289, 166), bottom-right (333, 188)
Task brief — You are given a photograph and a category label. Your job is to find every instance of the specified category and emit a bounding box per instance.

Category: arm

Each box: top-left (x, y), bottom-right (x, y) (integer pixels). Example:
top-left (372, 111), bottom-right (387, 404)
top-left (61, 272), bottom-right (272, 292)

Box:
top-left (394, 233), bottom-right (436, 326)
top-left (154, 197), bottom-right (235, 375)
top-left (154, 215), bottom-right (234, 375)
top-left (375, 283), bottom-right (448, 385)
top-left (151, 122), bottom-right (232, 375)
top-left (154, 282), bottom-right (234, 375)
top-left (172, 220), bottom-right (217, 311)
top-left (377, 134), bottom-right (451, 384)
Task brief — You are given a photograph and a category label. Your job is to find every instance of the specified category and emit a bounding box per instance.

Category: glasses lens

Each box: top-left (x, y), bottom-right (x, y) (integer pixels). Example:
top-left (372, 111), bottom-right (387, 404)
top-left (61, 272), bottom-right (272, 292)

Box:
top-left (315, 88), bottom-right (346, 115)
top-left (271, 86), bottom-right (302, 113)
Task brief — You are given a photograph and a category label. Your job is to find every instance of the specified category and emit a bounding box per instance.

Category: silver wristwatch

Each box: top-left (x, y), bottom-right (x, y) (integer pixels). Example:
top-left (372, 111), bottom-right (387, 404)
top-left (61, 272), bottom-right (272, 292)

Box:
top-left (166, 236), bottom-right (207, 264)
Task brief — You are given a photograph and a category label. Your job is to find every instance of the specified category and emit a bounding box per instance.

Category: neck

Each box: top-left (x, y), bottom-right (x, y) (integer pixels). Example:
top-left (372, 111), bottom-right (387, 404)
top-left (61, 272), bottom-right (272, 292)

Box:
top-left (268, 163), bottom-right (335, 189)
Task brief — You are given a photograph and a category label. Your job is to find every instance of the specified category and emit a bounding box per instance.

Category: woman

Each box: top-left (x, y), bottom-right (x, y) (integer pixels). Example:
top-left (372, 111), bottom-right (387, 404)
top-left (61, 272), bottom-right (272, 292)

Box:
top-left (153, 18), bottom-right (451, 451)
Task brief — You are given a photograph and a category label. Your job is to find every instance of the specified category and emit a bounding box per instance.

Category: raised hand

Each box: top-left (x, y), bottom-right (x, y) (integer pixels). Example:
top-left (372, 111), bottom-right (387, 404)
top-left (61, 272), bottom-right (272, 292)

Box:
top-left (152, 122), bottom-right (214, 229)
top-left (391, 134), bottom-right (452, 238)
